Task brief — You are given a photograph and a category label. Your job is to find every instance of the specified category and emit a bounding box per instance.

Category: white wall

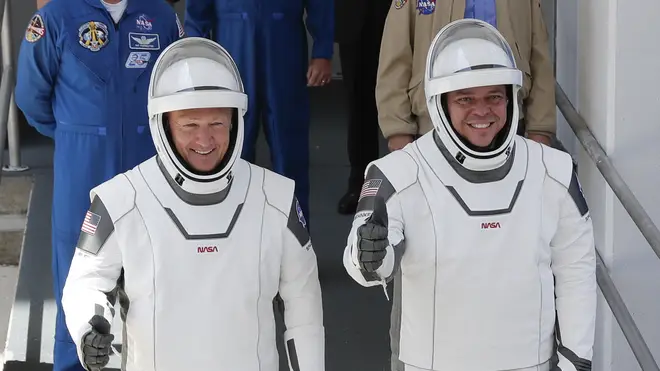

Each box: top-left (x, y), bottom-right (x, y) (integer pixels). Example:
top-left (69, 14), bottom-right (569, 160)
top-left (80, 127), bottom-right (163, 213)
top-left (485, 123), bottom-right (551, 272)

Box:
top-left (555, 1), bottom-right (660, 370)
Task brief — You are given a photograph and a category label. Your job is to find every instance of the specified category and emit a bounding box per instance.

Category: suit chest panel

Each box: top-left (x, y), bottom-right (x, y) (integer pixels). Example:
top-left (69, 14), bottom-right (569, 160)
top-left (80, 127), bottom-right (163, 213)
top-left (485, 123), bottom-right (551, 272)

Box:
top-left (117, 176), bottom-right (280, 310)
top-left (400, 145), bottom-right (553, 279)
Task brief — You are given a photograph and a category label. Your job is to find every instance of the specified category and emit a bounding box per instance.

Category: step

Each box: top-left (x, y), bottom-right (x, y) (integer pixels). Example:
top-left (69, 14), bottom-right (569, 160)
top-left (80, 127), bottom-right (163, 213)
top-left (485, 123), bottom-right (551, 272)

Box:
top-left (0, 176), bottom-right (32, 267)
top-left (0, 175), bottom-right (33, 370)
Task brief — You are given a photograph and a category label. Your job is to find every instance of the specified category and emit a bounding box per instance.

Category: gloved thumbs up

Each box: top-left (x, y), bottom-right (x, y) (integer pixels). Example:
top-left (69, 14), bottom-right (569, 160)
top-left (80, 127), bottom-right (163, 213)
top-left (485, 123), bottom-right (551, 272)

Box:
top-left (81, 315), bottom-right (114, 371)
top-left (357, 197), bottom-right (389, 272)
top-left (366, 196), bottom-right (388, 229)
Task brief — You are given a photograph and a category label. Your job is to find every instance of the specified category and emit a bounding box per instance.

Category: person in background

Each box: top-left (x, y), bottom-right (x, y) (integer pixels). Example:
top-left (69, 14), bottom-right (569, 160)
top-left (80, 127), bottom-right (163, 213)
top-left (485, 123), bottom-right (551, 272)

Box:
top-left (377, 0), bottom-right (556, 152)
top-left (184, 0), bottom-right (334, 225)
top-left (334, 0), bottom-right (390, 215)
top-left (16, 0), bottom-right (183, 370)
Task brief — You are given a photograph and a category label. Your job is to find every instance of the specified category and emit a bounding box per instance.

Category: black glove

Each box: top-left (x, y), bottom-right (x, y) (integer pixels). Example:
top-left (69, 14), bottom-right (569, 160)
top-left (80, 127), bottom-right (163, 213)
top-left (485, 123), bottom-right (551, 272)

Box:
top-left (81, 315), bottom-right (114, 371)
top-left (357, 196), bottom-right (389, 272)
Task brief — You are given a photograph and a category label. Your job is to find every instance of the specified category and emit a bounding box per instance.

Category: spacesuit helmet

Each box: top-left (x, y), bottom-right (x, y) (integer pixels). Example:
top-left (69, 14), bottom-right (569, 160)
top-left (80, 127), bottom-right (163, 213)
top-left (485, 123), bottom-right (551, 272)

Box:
top-left (424, 19), bottom-right (523, 171)
top-left (147, 37), bottom-right (247, 195)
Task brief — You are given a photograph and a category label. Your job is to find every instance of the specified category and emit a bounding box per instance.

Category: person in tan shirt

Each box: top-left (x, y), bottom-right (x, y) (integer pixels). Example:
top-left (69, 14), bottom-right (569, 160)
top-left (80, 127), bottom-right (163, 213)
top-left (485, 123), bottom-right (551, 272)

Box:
top-left (377, 0), bottom-right (556, 151)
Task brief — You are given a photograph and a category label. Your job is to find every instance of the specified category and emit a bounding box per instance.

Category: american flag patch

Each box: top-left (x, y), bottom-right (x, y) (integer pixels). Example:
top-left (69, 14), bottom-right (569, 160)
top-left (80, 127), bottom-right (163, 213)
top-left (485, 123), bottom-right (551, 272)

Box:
top-left (81, 210), bottom-right (101, 236)
top-left (359, 179), bottom-right (383, 200)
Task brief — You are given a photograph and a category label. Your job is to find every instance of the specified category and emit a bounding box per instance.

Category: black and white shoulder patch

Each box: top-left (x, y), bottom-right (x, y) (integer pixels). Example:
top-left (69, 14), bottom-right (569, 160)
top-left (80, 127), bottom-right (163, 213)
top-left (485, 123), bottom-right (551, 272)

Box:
top-left (286, 196), bottom-right (310, 248)
top-left (568, 171), bottom-right (589, 217)
top-left (77, 196), bottom-right (115, 255)
top-left (354, 165), bottom-right (396, 219)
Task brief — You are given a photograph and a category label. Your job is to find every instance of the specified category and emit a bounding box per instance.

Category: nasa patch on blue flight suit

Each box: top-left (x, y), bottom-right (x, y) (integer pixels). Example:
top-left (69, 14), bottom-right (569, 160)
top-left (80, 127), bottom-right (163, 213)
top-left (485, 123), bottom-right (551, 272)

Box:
top-left (78, 21), bottom-right (109, 52)
top-left (417, 0), bottom-right (436, 15)
top-left (135, 14), bottom-right (153, 31)
top-left (125, 51), bottom-right (151, 68)
top-left (129, 32), bottom-right (160, 50)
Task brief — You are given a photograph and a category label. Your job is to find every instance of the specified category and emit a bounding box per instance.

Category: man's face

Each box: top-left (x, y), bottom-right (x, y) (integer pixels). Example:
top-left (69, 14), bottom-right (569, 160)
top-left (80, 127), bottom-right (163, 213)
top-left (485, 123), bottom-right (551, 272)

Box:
top-left (169, 107), bottom-right (232, 172)
top-left (445, 85), bottom-right (508, 148)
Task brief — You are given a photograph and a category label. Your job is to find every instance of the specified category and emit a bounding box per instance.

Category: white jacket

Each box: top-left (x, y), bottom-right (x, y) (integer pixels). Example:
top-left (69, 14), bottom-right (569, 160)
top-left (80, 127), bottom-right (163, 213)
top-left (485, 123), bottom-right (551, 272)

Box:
top-left (343, 133), bottom-right (597, 371)
top-left (63, 157), bottom-right (324, 371)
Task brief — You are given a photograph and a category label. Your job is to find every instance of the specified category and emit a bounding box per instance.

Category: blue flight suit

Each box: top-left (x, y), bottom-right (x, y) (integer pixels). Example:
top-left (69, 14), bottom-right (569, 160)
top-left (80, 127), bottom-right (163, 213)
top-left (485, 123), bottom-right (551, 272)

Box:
top-left (184, 0), bottom-right (334, 223)
top-left (15, 0), bottom-right (182, 369)
top-left (464, 0), bottom-right (497, 27)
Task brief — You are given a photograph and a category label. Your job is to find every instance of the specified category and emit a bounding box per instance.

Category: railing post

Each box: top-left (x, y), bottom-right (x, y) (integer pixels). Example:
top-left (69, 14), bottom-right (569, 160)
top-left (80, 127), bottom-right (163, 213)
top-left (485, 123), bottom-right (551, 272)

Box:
top-left (1, 0), bottom-right (28, 173)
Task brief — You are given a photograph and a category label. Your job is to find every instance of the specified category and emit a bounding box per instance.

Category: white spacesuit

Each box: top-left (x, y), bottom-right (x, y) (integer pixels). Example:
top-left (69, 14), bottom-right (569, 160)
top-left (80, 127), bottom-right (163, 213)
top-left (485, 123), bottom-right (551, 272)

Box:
top-left (343, 20), bottom-right (597, 371)
top-left (62, 38), bottom-right (324, 371)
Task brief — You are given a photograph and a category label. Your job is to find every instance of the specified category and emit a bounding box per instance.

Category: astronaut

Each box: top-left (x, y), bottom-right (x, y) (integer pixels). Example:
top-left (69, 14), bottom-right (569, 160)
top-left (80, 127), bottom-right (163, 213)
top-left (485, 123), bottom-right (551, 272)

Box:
top-left (342, 19), bottom-right (597, 371)
top-left (16, 2), bottom-right (182, 370)
top-left (62, 37), bottom-right (324, 371)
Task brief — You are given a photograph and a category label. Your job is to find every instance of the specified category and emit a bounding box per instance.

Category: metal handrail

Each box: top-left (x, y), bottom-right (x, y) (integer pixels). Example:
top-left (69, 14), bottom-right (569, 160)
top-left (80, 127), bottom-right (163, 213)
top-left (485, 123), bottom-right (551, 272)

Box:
top-left (556, 82), bottom-right (660, 371)
top-left (0, 0), bottom-right (27, 179)
top-left (555, 83), bottom-right (660, 262)
top-left (595, 250), bottom-right (660, 371)
top-left (0, 64), bottom-right (13, 180)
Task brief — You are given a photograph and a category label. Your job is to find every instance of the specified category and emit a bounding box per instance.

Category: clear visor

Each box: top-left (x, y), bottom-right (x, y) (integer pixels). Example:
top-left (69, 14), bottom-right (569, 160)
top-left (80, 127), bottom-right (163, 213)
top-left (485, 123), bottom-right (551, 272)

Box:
top-left (147, 37), bottom-right (248, 118)
top-left (426, 19), bottom-right (517, 80)
top-left (425, 19), bottom-right (521, 99)
top-left (149, 37), bottom-right (244, 98)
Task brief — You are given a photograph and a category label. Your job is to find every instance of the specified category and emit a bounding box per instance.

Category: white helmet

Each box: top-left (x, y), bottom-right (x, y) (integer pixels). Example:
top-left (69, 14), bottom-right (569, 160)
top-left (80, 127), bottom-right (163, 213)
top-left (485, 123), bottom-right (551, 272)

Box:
top-left (425, 19), bottom-right (523, 171)
top-left (147, 37), bottom-right (248, 195)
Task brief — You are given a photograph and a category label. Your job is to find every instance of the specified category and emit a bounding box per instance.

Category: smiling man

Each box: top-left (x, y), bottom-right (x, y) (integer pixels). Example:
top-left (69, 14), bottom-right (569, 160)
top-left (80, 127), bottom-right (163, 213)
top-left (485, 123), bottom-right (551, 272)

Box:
top-left (168, 107), bottom-right (233, 171)
top-left (343, 19), bottom-right (597, 371)
top-left (61, 37), bottom-right (324, 371)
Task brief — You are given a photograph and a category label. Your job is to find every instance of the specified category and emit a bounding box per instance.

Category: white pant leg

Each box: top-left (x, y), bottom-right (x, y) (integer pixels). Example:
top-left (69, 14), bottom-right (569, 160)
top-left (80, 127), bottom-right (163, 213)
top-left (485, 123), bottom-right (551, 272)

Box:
top-left (403, 360), bottom-right (550, 371)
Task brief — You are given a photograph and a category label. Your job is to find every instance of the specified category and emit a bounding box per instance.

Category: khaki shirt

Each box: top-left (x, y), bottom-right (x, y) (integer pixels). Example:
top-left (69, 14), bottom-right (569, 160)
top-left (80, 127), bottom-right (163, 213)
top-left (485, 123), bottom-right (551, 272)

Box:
top-left (376, 0), bottom-right (556, 139)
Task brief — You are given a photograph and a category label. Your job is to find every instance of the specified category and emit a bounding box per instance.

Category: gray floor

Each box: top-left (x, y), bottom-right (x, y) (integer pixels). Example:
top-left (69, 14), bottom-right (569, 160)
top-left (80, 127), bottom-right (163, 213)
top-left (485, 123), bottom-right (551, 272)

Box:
top-left (0, 266), bottom-right (18, 366)
top-left (2, 82), bottom-right (394, 371)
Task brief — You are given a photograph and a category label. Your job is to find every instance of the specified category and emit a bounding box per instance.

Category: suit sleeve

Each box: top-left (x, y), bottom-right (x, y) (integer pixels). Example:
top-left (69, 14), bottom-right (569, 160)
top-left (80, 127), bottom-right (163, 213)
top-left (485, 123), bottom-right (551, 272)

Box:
top-left (62, 196), bottom-right (123, 367)
top-left (550, 172), bottom-right (597, 371)
top-left (343, 164), bottom-right (405, 287)
top-left (525, 0), bottom-right (556, 136)
top-left (304, 0), bottom-right (334, 59)
top-left (375, 1), bottom-right (419, 139)
top-left (15, 11), bottom-right (60, 139)
top-left (184, 0), bottom-right (214, 38)
top-left (279, 196), bottom-right (325, 371)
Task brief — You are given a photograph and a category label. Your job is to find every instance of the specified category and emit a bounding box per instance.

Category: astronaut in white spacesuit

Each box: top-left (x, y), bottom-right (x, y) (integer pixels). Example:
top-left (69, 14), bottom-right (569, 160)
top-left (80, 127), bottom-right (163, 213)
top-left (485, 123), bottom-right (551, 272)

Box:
top-left (343, 19), bottom-right (597, 371)
top-left (62, 37), bottom-right (324, 371)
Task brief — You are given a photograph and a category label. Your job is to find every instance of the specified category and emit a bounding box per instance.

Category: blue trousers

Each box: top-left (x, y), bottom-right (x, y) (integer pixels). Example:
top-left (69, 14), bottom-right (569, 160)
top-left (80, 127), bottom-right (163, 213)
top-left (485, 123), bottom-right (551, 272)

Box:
top-left (53, 227), bottom-right (86, 371)
top-left (214, 13), bottom-right (311, 223)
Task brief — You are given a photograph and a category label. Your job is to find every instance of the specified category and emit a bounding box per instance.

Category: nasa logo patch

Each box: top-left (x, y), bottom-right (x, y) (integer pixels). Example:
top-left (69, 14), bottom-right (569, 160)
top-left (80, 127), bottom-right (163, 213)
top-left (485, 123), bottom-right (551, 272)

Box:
top-left (125, 51), bottom-right (151, 69)
top-left (416, 0), bottom-right (436, 15)
top-left (136, 14), bottom-right (153, 31)
top-left (78, 21), bottom-right (109, 52)
top-left (25, 14), bottom-right (45, 43)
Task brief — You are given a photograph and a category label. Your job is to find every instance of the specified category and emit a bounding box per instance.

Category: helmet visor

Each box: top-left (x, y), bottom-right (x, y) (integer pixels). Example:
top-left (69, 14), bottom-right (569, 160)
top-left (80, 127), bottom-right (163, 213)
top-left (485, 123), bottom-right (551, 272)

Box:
top-left (148, 37), bottom-right (247, 117)
top-left (425, 19), bottom-right (520, 98)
